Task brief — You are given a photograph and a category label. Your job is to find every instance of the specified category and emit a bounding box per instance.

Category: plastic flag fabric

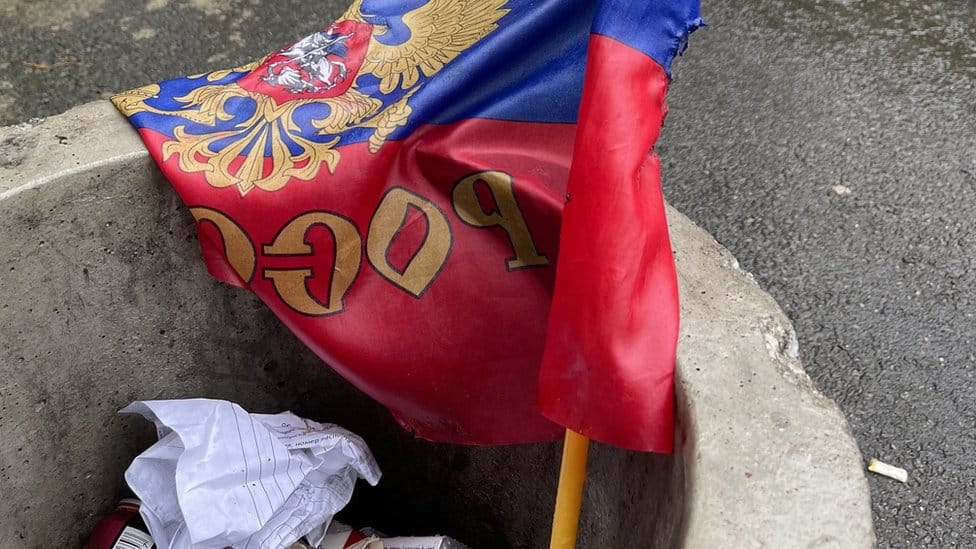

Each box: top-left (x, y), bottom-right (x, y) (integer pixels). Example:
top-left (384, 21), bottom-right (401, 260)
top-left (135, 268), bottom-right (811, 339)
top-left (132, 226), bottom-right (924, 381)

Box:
top-left (112, 0), bottom-right (701, 452)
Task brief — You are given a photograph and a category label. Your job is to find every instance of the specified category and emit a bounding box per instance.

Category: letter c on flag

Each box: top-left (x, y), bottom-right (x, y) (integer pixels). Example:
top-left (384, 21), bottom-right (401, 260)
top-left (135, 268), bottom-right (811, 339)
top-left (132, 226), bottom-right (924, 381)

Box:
top-left (262, 212), bottom-right (362, 316)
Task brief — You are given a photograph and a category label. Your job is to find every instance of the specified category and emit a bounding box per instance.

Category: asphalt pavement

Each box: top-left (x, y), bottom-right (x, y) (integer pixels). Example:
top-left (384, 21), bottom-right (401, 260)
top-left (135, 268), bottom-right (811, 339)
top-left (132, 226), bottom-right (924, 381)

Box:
top-left (1, 0), bottom-right (974, 546)
top-left (662, 2), bottom-right (975, 546)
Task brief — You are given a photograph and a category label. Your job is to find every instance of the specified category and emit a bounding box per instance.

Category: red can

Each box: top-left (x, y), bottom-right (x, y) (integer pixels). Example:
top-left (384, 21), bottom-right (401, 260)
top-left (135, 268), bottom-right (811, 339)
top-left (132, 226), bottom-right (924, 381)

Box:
top-left (84, 499), bottom-right (155, 549)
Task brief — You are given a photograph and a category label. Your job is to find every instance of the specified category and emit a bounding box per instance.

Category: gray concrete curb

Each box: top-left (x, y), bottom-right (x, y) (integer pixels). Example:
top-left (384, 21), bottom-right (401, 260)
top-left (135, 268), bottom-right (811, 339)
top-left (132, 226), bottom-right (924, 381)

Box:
top-left (0, 101), bottom-right (874, 547)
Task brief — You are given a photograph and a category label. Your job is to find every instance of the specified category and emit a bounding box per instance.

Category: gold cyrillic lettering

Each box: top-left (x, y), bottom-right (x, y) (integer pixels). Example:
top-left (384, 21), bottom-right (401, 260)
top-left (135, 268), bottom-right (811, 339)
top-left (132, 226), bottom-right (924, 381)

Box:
top-left (262, 212), bottom-right (361, 315)
top-left (367, 187), bottom-right (452, 297)
top-left (188, 206), bottom-right (256, 283)
top-left (452, 171), bottom-right (549, 270)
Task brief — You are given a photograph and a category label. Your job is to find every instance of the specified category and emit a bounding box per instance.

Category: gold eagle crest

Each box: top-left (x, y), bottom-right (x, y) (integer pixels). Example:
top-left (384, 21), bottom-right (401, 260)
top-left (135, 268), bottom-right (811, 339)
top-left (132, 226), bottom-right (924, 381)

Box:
top-left (113, 0), bottom-right (509, 195)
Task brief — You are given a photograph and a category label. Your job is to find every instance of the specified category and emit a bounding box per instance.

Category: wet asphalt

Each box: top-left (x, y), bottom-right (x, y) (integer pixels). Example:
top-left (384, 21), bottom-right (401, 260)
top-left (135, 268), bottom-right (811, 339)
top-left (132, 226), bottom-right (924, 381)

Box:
top-left (663, 2), bottom-right (974, 546)
top-left (1, 0), bottom-right (974, 546)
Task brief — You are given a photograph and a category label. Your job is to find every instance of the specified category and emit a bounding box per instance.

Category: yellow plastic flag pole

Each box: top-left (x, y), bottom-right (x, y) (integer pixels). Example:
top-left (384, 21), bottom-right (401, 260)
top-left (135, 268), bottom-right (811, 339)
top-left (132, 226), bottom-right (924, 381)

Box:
top-left (549, 429), bottom-right (590, 549)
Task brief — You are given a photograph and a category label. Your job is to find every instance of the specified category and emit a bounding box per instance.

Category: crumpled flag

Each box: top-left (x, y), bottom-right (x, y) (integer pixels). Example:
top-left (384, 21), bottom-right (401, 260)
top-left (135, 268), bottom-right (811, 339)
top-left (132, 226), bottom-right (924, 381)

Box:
top-left (111, 0), bottom-right (702, 452)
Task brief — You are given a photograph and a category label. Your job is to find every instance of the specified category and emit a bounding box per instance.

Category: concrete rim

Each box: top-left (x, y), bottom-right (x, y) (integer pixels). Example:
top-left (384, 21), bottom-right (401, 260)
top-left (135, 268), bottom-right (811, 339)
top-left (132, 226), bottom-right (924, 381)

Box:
top-left (0, 101), bottom-right (875, 547)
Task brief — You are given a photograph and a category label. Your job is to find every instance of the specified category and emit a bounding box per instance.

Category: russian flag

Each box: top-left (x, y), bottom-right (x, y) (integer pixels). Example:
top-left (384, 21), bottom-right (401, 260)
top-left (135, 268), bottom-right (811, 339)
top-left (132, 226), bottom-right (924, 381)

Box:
top-left (112, 0), bottom-right (703, 453)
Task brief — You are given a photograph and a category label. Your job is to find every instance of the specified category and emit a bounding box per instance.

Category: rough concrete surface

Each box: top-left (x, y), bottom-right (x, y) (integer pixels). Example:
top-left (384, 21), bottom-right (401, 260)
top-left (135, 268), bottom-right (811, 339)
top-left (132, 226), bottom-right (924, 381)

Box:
top-left (0, 102), bottom-right (872, 546)
top-left (670, 197), bottom-right (875, 548)
top-left (1, 0), bottom-right (973, 546)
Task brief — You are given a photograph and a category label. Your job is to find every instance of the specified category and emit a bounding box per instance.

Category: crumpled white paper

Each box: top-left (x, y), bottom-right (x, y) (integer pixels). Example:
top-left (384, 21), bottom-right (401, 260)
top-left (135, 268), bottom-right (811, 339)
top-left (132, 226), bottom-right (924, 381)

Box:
top-left (121, 399), bottom-right (381, 549)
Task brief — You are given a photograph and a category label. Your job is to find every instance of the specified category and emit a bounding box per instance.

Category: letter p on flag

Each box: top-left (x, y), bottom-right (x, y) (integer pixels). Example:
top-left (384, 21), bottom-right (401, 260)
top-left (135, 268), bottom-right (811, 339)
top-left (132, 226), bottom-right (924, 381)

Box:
top-left (113, 0), bottom-right (702, 544)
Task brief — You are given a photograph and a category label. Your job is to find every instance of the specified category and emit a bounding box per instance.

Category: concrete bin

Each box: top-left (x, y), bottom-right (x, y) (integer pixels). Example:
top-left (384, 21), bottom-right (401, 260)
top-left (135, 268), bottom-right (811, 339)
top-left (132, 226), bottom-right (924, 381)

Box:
top-left (0, 102), bottom-right (874, 547)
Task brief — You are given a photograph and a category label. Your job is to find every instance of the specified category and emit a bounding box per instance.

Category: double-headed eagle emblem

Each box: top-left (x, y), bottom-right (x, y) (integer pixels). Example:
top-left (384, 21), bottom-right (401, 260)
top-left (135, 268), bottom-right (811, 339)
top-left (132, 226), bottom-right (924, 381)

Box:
top-left (113, 0), bottom-right (509, 195)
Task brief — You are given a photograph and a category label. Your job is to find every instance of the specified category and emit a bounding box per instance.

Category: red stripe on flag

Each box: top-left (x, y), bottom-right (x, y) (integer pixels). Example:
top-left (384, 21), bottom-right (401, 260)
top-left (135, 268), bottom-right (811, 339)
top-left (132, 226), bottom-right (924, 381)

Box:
top-left (138, 120), bottom-right (577, 445)
top-left (538, 34), bottom-right (679, 453)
